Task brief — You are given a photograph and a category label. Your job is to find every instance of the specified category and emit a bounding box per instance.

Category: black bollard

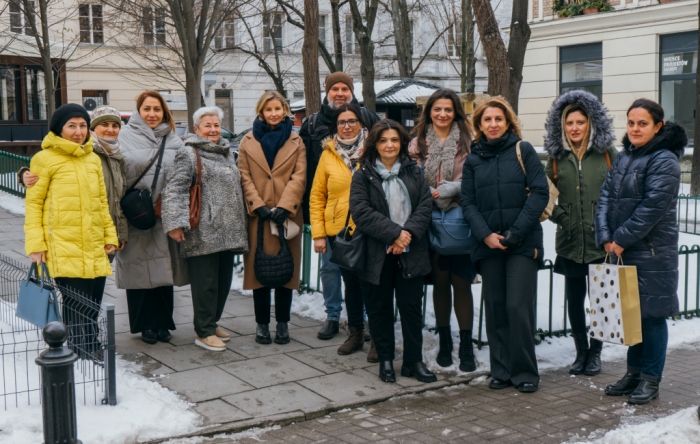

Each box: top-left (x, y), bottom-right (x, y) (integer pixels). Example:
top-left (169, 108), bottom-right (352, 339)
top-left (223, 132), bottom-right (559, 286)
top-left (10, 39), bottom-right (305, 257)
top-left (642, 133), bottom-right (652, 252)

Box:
top-left (35, 321), bottom-right (82, 444)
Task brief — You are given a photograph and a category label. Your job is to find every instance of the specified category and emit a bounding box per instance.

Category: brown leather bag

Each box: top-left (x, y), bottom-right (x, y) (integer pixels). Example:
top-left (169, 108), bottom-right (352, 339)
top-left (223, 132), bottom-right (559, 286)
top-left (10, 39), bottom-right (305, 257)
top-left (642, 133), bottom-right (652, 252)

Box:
top-left (154, 147), bottom-right (202, 229)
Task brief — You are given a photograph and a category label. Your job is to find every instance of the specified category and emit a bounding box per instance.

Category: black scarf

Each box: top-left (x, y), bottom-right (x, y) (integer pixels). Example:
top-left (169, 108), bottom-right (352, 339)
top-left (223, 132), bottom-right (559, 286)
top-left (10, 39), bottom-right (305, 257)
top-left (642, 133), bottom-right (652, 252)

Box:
top-left (253, 116), bottom-right (293, 169)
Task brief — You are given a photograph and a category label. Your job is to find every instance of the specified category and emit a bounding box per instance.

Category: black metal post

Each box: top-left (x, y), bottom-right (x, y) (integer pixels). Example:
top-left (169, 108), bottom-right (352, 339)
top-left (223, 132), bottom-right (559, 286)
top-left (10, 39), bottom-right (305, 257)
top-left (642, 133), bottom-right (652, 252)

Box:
top-left (103, 303), bottom-right (117, 406)
top-left (35, 321), bottom-right (82, 444)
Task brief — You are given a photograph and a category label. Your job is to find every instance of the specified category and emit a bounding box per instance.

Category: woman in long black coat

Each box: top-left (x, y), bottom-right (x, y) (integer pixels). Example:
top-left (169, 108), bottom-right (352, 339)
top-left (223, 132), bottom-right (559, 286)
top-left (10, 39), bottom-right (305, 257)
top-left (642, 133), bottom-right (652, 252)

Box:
top-left (596, 99), bottom-right (685, 405)
top-left (350, 119), bottom-right (434, 384)
top-left (461, 97), bottom-right (549, 393)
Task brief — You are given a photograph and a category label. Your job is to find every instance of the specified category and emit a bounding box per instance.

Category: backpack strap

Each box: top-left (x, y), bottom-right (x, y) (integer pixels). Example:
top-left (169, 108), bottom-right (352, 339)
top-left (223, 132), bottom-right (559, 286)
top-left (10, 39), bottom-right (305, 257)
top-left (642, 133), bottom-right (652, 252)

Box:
top-left (308, 113), bottom-right (319, 135)
top-left (604, 150), bottom-right (611, 169)
top-left (515, 141), bottom-right (526, 176)
top-left (552, 157), bottom-right (558, 183)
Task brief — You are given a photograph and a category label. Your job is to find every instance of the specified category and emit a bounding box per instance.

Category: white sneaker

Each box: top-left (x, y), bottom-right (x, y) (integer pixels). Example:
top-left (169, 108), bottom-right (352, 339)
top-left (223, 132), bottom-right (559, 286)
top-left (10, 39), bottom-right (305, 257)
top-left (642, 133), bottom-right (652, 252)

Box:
top-left (195, 335), bottom-right (226, 352)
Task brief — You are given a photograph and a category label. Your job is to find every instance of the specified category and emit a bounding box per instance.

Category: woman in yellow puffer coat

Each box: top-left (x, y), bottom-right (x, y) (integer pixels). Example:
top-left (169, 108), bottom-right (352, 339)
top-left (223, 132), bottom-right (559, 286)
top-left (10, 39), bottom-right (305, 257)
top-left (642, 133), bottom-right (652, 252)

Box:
top-left (309, 103), bottom-right (369, 357)
top-left (24, 103), bottom-right (118, 356)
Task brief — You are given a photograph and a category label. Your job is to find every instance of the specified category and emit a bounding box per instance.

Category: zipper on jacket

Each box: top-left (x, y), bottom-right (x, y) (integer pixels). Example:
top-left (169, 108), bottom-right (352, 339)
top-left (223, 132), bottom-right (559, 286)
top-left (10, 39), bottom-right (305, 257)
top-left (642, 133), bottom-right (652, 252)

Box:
top-left (644, 237), bottom-right (656, 256)
top-left (633, 169), bottom-right (639, 196)
top-left (567, 203), bottom-right (573, 239)
top-left (496, 155), bottom-right (504, 231)
top-left (591, 200), bottom-right (597, 232)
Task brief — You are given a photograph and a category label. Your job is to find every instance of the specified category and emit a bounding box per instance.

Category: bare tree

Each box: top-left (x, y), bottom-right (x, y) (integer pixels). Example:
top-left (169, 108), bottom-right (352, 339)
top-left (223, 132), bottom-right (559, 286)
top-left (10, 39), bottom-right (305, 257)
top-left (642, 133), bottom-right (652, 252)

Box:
top-left (301, 0), bottom-right (320, 114)
top-left (472, 0), bottom-right (530, 111)
top-left (391, 0), bottom-right (412, 77)
top-left (347, 0), bottom-right (378, 111)
top-left (460, 0), bottom-right (476, 93)
top-left (692, 2), bottom-right (700, 195)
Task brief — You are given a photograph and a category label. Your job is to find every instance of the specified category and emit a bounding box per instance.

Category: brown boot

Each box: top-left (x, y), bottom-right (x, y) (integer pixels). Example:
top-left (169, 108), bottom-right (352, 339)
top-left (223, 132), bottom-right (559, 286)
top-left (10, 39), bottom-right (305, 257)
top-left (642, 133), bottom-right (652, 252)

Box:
top-left (367, 339), bottom-right (379, 363)
top-left (338, 327), bottom-right (364, 355)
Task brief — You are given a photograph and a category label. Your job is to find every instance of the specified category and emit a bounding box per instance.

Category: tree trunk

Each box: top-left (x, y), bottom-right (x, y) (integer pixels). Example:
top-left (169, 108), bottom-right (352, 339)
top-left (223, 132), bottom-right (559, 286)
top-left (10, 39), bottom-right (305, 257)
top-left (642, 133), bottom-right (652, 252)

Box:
top-left (465, 0), bottom-right (476, 94)
top-left (506, 0), bottom-right (531, 114)
top-left (302, 0), bottom-right (321, 115)
top-left (330, 0), bottom-right (343, 72)
top-left (359, 37), bottom-right (377, 111)
top-left (691, 2), bottom-right (700, 195)
top-left (185, 71), bottom-right (203, 130)
top-left (391, 0), bottom-right (413, 78)
top-left (471, 0), bottom-right (508, 98)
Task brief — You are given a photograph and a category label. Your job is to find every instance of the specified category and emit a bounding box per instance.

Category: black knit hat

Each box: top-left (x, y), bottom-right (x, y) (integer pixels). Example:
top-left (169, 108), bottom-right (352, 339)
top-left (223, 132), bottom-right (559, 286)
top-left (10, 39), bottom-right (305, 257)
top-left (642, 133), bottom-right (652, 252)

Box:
top-left (49, 103), bottom-right (91, 136)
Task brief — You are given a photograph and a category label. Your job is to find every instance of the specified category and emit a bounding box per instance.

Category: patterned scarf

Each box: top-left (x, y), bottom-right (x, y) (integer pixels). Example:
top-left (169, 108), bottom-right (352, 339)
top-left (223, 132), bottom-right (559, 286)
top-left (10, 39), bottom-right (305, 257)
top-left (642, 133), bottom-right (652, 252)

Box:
top-left (335, 128), bottom-right (367, 172)
top-left (93, 133), bottom-right (121, 156)
top-left (375, 159), bottom-right (412, 227)
top-left (423, 122), bottom-right (460, 188)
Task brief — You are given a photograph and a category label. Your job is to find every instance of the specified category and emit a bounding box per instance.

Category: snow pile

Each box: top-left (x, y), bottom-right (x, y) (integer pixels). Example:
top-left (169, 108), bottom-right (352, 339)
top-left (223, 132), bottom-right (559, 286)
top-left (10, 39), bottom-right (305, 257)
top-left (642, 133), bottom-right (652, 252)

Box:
top-left (571, 407), bottom-right (700, 444)
top-left (0, 190), bottom-right (25, 216)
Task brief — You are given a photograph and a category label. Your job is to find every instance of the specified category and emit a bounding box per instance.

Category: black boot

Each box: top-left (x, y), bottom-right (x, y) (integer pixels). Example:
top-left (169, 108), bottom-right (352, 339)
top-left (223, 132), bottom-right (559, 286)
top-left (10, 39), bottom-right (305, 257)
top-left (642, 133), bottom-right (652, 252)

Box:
top-left (458, 330), bottom-right (476, 372)
top-left (317, 320), bottom-right (339, 340)
top-left (141, 329), bottom-right (157, 344)
top-left (628, 379), bottom-right (660, 405)
top-left (401, 362), bottom-right (437, 383)
top-left (435, 326), bottom-right (453, 367)
top-left (255, 324), bottom-right (272, 344)
top-left (605, 372), bottom-right (641, 396)
top-left (569, 334), bottom-right (589, 375)
top-left (274, 322), bottom-right (290, 344)
top-left (584, 339), bottom-right (602, 376)
top-left (379, 360), bottom-right (396, 383)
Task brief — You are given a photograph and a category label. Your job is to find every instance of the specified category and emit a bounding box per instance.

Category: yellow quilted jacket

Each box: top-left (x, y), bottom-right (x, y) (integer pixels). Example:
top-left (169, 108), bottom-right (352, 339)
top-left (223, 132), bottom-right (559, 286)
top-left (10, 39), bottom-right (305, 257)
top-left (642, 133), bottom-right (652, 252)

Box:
top-left (24, 132), bottom-right (118, 279)
top-left (309, 139), bottom-right (356, 239)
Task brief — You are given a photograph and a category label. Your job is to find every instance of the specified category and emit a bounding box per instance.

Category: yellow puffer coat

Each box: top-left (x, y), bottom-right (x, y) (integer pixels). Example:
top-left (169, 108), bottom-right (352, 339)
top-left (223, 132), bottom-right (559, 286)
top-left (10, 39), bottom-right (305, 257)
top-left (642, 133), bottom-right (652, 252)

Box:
top-left (24, 132), bottom-right (118, 279)
top-left (309, 139), bottom-right (356, 239)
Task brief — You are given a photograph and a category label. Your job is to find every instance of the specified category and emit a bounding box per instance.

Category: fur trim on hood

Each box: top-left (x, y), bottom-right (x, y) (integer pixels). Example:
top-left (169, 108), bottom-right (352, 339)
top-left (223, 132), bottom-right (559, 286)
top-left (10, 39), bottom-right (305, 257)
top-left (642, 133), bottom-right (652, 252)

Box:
top-left (544, 90), bottom-right (616, 159)
top-left (622, 120), bottom-right (687, 160)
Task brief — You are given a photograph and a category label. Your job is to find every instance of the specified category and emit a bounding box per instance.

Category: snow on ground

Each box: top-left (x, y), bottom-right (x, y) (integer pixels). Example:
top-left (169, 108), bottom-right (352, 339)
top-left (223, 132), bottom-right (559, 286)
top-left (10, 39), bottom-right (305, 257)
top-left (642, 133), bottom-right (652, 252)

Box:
top-left (163, 426), bottom-right (280, 444)
top-left (0, 190), bottom-right (25, 216)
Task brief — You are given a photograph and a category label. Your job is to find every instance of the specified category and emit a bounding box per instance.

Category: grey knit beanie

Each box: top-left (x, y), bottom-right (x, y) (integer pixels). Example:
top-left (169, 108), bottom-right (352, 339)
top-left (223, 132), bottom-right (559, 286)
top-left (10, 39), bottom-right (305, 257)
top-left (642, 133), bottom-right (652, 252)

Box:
top-left (90, 105), bottom-right (122, 130)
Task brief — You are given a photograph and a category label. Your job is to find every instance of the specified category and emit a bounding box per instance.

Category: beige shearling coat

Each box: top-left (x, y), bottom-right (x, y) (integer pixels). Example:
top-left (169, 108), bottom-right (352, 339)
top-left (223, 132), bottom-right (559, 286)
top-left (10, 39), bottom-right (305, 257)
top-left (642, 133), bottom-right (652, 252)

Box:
top-left (238, 131), bottom-right (306, 290)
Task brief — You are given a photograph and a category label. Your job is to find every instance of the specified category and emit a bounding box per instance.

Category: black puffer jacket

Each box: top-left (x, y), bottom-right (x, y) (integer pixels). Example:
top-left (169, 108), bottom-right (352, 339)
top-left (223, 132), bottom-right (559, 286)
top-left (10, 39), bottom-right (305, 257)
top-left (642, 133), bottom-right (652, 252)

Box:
top-left (349, 156), bottom-right (432, 285)
top-left (595, 122), bottom-right (686, 319)
top-left (300, 96), bottom-right (380, 223)
top-left (460, 132), bottom-right (549, 266)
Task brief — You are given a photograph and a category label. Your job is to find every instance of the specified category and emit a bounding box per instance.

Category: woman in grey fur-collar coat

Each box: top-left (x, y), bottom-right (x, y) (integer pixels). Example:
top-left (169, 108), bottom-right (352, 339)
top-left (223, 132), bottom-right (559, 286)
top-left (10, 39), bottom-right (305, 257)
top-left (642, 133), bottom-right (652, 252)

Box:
top-left (162, 106), bottom-right (248, 352)
top-left (543, 90), bottom-right (617, 377)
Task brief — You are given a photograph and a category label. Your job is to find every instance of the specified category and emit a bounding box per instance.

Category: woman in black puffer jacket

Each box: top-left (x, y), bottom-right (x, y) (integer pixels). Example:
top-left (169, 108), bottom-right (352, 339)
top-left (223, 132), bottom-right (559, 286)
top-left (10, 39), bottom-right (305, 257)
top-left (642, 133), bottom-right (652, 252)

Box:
top-left (461, 97), bottom-right (549, 394)
top-left (350, 119), bottom-right (434, 384)
top-left (596, 99), bottom-right (685, 405)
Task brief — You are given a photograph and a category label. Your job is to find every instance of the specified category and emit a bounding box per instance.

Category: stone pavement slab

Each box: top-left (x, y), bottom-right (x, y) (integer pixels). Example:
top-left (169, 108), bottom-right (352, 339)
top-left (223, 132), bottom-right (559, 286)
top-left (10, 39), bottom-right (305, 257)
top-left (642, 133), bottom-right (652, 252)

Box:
top-left (157, 365), bottom-right (254, 402)
top-left (287, 345), bottom-right (375, 373)
top-left (217, 353), bottom-right (324, 388)
top-left (221, 382), bottom-right (333, 417)
top-left (224, 335), bottom-right (310, 358)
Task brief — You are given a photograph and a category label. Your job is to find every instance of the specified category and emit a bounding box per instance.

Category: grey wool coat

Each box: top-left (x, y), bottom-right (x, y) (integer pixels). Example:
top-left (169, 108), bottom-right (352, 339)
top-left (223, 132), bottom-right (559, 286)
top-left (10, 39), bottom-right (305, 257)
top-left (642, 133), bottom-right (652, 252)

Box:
top-left (161, 134), bottom-right (248, 258)
top-left (114, 111), bottom-right (189, 289)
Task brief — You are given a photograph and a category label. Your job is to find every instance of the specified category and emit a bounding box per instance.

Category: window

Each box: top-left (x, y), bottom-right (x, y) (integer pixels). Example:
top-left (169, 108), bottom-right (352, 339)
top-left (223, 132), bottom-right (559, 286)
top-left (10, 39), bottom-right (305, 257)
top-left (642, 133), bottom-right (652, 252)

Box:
top-left (660, 31), bottom-right (697, 145)
top-left (344, 15), bottom-right (359, 55)
top-left (143, 7), bottom-right (166, 46)
top-left (25, 67), bottom-right (47, 120)
top-left (215, 19), bottom-right (235, 50)
top-left (79, 4), bottom-right (103, 44)
top-left (9, 0), bottom-right (35, 36)
top-left (0, 67), bottom-right (21, 121)
top-left (82, 90), bottom-right (108, 111)
top-left (560, 43), bottom-right (602, 100)
top-left (293, 91), bottom-right (304, 99)
top-left (447, 23), bottom-right (460, 58)
top-left (319, 15), bottom-right (327, 49)
top-left (262, 12), bottom-right (283, 52)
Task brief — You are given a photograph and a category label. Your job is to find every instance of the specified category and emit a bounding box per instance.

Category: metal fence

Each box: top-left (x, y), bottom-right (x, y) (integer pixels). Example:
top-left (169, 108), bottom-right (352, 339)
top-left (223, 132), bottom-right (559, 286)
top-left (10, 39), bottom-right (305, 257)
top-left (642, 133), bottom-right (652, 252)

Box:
top-left (0, 152), bottom-right (30, 197)
top-left (0, 254), bottom-right (116, 410)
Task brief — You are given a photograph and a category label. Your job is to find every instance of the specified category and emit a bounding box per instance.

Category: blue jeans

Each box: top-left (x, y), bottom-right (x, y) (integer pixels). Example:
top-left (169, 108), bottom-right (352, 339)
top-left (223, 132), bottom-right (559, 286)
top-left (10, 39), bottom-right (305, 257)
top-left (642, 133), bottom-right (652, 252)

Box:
top-left (627, 317), bottom-right (668, 382)
top-left (321, 243), bottom-right (343, 321)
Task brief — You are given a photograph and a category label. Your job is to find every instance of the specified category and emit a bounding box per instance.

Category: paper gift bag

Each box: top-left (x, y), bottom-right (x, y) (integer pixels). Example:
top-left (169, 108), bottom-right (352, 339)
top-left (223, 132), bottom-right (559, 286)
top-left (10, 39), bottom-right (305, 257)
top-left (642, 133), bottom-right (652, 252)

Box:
top-left (588, 258), bottom-right (642, 346)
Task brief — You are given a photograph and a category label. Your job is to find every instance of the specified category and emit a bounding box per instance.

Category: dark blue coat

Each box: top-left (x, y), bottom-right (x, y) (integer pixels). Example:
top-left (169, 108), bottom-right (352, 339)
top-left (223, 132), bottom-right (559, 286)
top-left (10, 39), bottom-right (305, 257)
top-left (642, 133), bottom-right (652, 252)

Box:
top-left (595, 122), bottom-right (686, 319)
top-left (461, 132), bottom-right (549, 267)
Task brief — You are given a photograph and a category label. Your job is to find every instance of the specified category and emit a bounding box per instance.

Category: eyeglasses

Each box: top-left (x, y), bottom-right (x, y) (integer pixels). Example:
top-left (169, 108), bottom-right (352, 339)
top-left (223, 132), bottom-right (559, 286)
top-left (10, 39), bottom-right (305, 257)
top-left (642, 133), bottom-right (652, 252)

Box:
top-left (337, 119), bottom-right (359, 127)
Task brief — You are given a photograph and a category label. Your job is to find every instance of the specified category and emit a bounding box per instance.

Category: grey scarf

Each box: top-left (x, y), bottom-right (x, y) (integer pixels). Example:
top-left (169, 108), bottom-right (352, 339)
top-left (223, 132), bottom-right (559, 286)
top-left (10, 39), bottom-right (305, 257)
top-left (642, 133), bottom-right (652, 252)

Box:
top-left (375, 160), bottom-right (411, 227)
top-left (423, 122), bottom-right (460, 188)
top-left (92, 133), bottom-right (121, 156)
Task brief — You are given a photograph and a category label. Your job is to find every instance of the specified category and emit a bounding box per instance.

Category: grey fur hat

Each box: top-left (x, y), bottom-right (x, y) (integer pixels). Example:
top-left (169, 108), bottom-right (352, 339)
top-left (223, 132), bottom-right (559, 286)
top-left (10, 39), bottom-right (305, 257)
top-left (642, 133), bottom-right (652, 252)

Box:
top-left (543, 90), bottom-right (615, 159)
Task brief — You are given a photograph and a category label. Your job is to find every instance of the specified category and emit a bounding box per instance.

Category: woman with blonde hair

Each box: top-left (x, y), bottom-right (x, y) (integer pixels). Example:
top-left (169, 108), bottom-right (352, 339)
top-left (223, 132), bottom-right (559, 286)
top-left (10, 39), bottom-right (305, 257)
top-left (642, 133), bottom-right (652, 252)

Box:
top-left (238, 91), bottom-right (306, 345)
top-left (461, 96), bottom-right (549, 393)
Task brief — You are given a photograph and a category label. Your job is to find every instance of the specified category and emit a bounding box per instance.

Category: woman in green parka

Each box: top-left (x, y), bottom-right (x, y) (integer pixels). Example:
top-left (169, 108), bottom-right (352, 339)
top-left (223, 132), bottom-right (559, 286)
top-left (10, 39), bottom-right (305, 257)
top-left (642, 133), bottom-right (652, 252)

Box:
top-left (544, 90), bottom-right (617, 376)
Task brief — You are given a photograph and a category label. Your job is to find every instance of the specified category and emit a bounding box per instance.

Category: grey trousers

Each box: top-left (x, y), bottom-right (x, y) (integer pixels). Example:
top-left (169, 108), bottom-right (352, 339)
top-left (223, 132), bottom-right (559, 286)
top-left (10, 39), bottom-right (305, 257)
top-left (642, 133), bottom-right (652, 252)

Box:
top-left (480, 253), bottom-right (540, 386)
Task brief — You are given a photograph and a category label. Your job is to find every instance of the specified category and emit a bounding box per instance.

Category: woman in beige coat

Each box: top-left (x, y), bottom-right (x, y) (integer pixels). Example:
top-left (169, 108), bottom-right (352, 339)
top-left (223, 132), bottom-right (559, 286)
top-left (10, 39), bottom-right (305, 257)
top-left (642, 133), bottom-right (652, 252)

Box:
top-left (238, 91), bottom-right (306, 345)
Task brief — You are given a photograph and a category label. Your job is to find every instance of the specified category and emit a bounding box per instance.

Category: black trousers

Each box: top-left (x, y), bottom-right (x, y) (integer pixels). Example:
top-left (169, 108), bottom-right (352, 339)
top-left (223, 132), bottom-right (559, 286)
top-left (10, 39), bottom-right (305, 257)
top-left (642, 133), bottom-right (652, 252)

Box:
top-left (186, 250), bottom-right (235, 338)
top-left (566, 276), bottom-right (589, 337)
top-left (126, 286), bottom-right (176, 333)
top-left (253, 287), bottom-right (293, 324)
top-left (363, 254), bottom-right (424, 364)
top-left (480, 254), bottom-right (540, 386)
top-left (327, 236), bottom-right (365, 329)
top-left (55, 277), bottom-right (106, 354)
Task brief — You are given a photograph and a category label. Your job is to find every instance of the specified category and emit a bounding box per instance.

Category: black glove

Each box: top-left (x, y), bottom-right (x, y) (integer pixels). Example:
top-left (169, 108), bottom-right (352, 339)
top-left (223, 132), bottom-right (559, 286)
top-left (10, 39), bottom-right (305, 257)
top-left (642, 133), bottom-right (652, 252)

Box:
top-left (499, 230), bottom-right (522, 248)
top-left (255, 206), bottom-right (272, 220)
top-left (270, 208), bottom-right (291, 225)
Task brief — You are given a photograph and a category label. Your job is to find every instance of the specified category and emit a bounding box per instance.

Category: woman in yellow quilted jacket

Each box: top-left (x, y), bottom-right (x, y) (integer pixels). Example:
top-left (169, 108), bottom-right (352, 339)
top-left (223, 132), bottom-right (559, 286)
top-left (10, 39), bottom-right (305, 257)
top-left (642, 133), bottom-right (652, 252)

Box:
top-left (309, 103), bottom-right (370, 357)
top-left (24, 103), bottom-right (118, 357)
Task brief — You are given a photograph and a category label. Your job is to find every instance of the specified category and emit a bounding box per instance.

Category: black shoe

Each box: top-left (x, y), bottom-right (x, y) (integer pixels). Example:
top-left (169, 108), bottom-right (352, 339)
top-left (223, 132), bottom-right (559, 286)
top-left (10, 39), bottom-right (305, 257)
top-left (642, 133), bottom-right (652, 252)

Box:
top-left (363, 320), bottom-right (371, 342)
top-left (401, 362), bottom-right (437, 383)
top-left (517, 382), bottom-right (538, 393)
top-left (274, 322), bottom-right (290, 344)
top-left (458, 330), bottom-right (476, 372)
top-left (584, 339), bottom-right (602, 376)
top-left (255, 324), bottom-right (272, 344)
top-left (627, 380), bottom-right (659, 405)
top-left (156, 328), bottom-right (171, 343)
top-left (488, 378), bottom-right (513, 390)
top-left (435, 326), bottom-right (453, 368)
top-left (141, 329), bottom-right (158, 344)
top-left (569, 334), bottom-right (589, 375)
top-left (605, 372), bottom-right (641, 396)
top-left (317, 320), bottom-right (339, 340)
top-left (379, 360), bottom-right (396, 383)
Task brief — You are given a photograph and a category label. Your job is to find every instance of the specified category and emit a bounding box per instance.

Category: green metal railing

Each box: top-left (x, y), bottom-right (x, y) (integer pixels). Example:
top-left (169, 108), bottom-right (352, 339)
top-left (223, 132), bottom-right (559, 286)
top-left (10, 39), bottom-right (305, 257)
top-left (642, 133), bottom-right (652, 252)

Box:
top-left (678, 194), bottom-right (700, 234)
top-left (0, 152), bottom-right (31, 197)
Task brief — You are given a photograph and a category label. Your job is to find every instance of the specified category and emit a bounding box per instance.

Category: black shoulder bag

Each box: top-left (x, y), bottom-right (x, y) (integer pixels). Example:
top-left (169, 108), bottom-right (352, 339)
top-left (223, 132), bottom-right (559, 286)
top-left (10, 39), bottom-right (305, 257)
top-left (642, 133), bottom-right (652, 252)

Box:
top-left (120, 137), bottom-right (167, 230)
top-left (254, 220), bottom-right (295, 288)
top-left (330, 212), bottom-right (366, 272)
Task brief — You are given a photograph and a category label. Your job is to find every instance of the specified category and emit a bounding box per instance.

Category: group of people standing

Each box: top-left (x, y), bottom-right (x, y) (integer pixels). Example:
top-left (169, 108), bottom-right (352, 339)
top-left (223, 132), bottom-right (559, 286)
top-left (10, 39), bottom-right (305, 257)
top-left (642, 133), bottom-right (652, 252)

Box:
top-left (21, 71), bottom-right (685, 400)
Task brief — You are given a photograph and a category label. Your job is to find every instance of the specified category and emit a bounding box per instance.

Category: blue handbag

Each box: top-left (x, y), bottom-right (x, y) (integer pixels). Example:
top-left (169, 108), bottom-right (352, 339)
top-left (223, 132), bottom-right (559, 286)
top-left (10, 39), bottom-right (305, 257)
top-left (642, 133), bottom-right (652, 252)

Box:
top-left (16, 263), bottom-right (62, 329)
top-left (428, 207), bottom-right (471, 256)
